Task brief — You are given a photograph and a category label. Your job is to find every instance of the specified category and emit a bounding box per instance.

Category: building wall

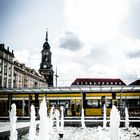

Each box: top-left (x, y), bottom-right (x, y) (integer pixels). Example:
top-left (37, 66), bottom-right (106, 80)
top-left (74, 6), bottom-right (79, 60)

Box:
top-left (0, 44), bottom-right (14, 88)
top-left (13, 61), bottom-right (47, 88)
top-left (0, 44), bottom-right (48, 88)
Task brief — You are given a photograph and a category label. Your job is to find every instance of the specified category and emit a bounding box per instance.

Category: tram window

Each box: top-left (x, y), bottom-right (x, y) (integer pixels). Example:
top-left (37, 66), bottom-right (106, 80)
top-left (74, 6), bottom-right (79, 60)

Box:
top-left (86, 100), bottom-right (101, 108)
top-left (2, 102), bottom-right (6, 113)
top-left (76, 103), bottom-right (80, 113)
top-left (12, 100), bottom-right (22, 109)
top-left (49, 100), bottom-right (70, 108)
top-left (59, 100), bottom-right (70, 107)
top-left (49, 100), bottom-right (57, 107)
top-left (106, 100), bottom-right (112, 108)
top-left (128, 99), bottom-right (140, 107)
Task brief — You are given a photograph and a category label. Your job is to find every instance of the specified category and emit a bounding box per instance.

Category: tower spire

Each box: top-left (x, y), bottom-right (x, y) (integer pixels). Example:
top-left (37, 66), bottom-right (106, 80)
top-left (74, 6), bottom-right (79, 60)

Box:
top-left (45, 28), bottom-right (48, 42)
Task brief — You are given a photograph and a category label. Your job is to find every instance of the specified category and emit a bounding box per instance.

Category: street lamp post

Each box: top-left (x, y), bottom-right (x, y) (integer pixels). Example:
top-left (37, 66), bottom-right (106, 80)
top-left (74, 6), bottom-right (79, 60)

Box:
top-left (120, 87), bottom-right (123, 117)
top-left (55, 66), bottom-right (58, 88)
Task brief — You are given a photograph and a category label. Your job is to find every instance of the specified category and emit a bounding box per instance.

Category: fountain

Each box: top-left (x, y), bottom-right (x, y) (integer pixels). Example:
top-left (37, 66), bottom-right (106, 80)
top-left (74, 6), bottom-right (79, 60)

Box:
top-left (60, 106), bottom-right (64, 129)
top-left (125, 107), bottom-right (129, 128)
top-left (57, 106), bottom-right (64, 139)
top-left (38, 97), bottom-right (50, 140)
top-left (9, 103), bottom-right (18, 140)
top-left (8, 98), bottom-right (139, 140)
top-left (103, 104), bottom-right (106, 129)
top-left (81, 108), bottom-right (85, 128)
top-left (110, 105), bottom-right (120, 140)
top-left (28, 105), bottom-right (36, 140)
top-left (55, 109), bottom-right (60, 130)
top-left (50, 105), bottom-right (55, 132)
top-left (97, 126), bottom-right (103, 140)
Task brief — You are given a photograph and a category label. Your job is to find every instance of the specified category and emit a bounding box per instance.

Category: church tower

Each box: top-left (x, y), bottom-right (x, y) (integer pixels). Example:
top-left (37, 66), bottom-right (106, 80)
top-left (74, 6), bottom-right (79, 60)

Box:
top-left (39, 30), bottom-right (54, 86)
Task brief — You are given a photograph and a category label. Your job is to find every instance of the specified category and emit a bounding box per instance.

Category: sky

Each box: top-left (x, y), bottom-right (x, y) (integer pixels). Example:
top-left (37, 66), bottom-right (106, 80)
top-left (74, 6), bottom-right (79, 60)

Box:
top-left (1, 0), bottom-right (140, 86)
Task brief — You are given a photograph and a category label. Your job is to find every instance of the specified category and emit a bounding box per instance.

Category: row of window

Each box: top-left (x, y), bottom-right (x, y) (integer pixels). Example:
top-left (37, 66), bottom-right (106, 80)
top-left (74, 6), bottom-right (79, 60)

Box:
top-left (0, 51), bottom-right (13, 62)
top-left (76, 81), bottom-right (122, 85)
top-left (86, 99), bottom-right (112, 108)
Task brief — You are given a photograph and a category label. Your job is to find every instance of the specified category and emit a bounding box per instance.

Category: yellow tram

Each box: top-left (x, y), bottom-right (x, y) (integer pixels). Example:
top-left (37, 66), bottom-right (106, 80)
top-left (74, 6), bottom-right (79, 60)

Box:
top-left (0, 85), bottom-right (139, 117)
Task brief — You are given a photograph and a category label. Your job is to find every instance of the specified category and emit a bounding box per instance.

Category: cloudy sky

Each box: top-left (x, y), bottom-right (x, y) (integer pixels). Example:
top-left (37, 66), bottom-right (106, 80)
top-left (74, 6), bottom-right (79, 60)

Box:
top-left (1, 0), bottom-right (140, 86)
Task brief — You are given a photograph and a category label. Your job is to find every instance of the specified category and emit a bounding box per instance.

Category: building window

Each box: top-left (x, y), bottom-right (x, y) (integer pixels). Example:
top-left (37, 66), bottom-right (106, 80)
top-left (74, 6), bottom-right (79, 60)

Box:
top-left (111, 82), bottom-right (113, 85)
top-left (4, 78), bottom-right (7, 88)
top-left (0, 59), bottom-right (2, 64)
top-left (4, 62), bottom-right (7, 67)
top-left (119, 82), bottom-right (121, 85)
top-left (106, 82), bottom-right (109, 85)
top-left (4, 69), bottom-right (7, 75)
top-left (3, 53), bottom-right (5, 59)
top-left (5, 54), bottom-right (8, 60)
top-left (9, 68), bottom-right (11, 76)
top-left (0, 66), bottom-right (2, 73)
top-left (8, 79), bottom-right (11, 88)
top-left (0, 76), bottom-right (2, 87)
top-left (90, 82), bottom-right (92, 85)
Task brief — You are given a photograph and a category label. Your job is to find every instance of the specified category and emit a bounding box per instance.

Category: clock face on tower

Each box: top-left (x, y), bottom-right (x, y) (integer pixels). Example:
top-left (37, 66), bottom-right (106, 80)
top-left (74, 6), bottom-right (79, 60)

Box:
top-left (45, 57), bottom-right (48, 61)
top-left (43, 64), bottom-right (47, 68)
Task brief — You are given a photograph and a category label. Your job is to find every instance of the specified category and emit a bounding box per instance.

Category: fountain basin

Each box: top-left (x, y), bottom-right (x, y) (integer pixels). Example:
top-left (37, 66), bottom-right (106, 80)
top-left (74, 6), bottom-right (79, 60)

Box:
top-left (19, 127), bottom-right (140, 140)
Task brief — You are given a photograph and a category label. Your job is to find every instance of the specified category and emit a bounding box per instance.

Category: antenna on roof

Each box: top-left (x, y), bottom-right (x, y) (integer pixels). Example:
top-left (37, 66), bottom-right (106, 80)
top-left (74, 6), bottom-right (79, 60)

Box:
top-left (55, 66), bottom-right (59, 88)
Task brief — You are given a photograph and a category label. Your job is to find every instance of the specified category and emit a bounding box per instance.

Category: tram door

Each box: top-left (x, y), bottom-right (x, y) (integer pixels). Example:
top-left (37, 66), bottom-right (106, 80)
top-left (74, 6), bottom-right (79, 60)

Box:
top-left (0, 101), bottom-right (7, 116)
top-left (70, 100), bottom-right (81, 116)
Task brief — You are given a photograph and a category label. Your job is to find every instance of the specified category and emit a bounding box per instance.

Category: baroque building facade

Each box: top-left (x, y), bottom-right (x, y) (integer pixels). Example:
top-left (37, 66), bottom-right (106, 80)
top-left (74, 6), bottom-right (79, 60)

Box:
top-left (0, 44), bottom-right (14, 88)
top-left (0, 44), bottom-right (47, 89)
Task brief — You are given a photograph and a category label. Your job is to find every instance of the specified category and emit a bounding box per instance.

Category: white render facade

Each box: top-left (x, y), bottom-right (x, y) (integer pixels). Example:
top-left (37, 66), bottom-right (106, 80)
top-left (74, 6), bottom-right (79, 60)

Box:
top-left (0, 44), bottom-right (48, 89)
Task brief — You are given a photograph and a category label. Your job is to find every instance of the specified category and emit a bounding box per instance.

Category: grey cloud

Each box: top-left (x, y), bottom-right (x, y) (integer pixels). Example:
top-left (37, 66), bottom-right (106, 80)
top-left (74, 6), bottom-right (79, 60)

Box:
top-left (85, 44), bottom-right (110, 64)
top-left (127, 50), bottom-right (140, 58)
top-left (59, 31), bottom-right (83, 51)
top-left (121, 1), bottom-right (140, 39)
